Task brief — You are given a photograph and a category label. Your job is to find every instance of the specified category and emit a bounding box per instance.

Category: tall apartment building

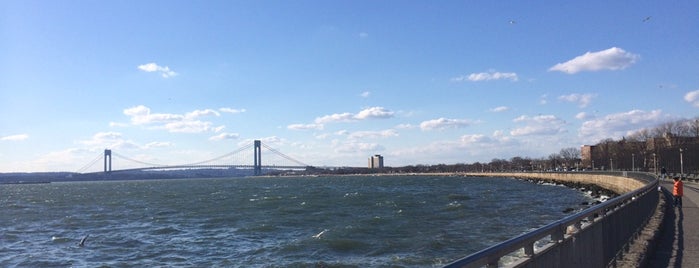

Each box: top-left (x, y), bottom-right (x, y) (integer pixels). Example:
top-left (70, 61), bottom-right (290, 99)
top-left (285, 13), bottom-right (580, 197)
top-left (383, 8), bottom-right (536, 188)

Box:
top-left (368, 154), bottom-right (384, 168)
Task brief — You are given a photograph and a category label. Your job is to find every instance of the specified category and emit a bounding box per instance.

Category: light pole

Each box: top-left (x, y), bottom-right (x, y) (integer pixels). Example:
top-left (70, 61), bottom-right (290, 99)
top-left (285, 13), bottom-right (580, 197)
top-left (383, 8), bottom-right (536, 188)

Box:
top-left (632, 153), bottom-right (635, 171)
top-left (610, 158), bottom-right (613, 171)
top-left (680, 148), bottom-right (684, 178)
top-left (653, 153), bottom-right (657, 175)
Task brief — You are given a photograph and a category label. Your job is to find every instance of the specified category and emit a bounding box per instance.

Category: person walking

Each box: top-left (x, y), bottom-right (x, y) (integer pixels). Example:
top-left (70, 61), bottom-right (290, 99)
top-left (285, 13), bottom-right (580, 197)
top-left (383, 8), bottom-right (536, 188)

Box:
top-left (661, 167), bottom-right (667, 180)
top-left (673, 176), bottom-right (684, 208)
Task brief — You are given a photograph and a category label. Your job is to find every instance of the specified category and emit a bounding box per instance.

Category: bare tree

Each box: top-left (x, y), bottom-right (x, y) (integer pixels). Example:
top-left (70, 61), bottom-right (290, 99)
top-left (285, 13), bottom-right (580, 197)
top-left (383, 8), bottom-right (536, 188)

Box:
top-left (559, 147), bottom-right (580, 168)
top-left (510, 156), bottom-right (532, 171)
top-left (677, 119), bottom-right (692, 137)
top-left (685, 118), bottom-right (699, 137)
top-left (548, 153), bottom-right (561, 170)
top-left (653, 122), bottom-right (676, 137)
top-left (489, 158), bottom-right (508, 171)
top-left (629, 128), bottom-right (653, 141)
top-left (690, 118), bottom-right (699, 137)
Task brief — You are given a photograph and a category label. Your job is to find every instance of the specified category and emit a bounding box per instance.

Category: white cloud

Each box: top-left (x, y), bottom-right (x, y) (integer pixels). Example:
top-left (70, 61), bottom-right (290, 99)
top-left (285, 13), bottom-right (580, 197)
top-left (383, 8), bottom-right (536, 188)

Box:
top-left (185, 109), bottom-right (220, 119)
top-left (459, 134), bottom-right (490, 144)
top-left (137, 62), bottom-right (178, 78)
top-left (315, 107), bottom-right (394, 124)
top-left (259, 136), bottom-right (284, 145)
top-left (558, 93), bottom-right (597, 108)
top-left (164, 121), bottom-right (213, 133)
top-left (333, 141), bottom-right (383, 154)
top-left (79, 132), bottom-right (141, 150)
top-left (348, 129), bottom-right (398, 140)
top-left (490, 106), bottom-right (510, 112)
top-left (209, 133), bottom-right (240, 141)
top-left (109, 122), bottom-right (129, 127)
top-left (144, 141), bottom-right (172, 149)
top-left (80, 132), bottom-right (123, 146)
top-left (359, 32), bottom-right (369, 38)
top-left (684, 90), bottom-right (699, 107)
top-left (355, 107), bottom-right (394, 119)
top-left (420, 118), bottom-right (473, 130)
top-left (579, 109), bottom-right (674, 143)
top-left (575, 112), bottom-right (594, 120)
top-left (124, 105), bottom-right (183, 125)
top-left (124, 105), bottom-right (149, 117)
top-left (123, 105), bottom-right (224, 134)
top-left (549, 47), bottom-right (640, 74)
top-left (287, 123), bottom-right (324, 130)
top-left (219, 108), bottom-right (246, 114)
top-left (1, 134), bottom-right (29, 141)
top-left (315, 112), bottom-right (355, 124)
top-left (314, 133), bottom-right (330, 139)
top-left (452, 71), bottom-right (518, 82)
top-left (395, 123), bottom-right (416, 129)
top-left (360, 91), bottom-right (371, 98)
top-left (510, 115), bottom-right (567, 136)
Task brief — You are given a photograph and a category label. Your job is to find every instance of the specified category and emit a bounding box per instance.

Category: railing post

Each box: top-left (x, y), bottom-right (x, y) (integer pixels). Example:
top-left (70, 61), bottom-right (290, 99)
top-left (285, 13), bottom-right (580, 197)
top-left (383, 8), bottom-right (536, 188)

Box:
top-left (524, 243), bottom-right (535, 256)
top-left (552, 227), bottom-right (564, 242)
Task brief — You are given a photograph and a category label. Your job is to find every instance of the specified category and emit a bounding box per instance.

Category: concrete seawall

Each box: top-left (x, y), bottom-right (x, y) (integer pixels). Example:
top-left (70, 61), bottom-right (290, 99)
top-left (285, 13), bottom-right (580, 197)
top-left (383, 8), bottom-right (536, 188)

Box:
top-left (464, 172), bottom-right (647, 194)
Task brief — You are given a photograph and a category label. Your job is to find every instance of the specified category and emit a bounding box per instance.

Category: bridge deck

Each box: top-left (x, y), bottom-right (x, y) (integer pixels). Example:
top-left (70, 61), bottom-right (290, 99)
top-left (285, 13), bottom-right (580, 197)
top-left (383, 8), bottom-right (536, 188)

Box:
top-left (647, 179), bottom-right (699, 267)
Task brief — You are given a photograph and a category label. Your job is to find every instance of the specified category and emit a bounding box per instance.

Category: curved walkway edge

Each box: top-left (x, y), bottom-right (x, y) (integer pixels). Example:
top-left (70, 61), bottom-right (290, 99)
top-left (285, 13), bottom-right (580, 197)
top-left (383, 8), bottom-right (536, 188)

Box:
top-left (646, 179), bottom-right (699, 267)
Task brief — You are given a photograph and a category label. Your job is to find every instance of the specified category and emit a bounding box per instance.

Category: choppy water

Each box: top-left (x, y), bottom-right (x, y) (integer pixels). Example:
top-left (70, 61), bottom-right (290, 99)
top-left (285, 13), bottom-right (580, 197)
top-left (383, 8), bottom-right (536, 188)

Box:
top-left (1, 175), bottom-right (596, 267)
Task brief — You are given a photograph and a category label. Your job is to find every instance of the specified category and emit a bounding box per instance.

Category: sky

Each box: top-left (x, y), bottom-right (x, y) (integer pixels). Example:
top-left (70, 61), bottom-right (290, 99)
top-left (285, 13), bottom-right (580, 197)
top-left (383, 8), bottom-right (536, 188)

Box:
top-left (1, 0), bottom-right (698, 172)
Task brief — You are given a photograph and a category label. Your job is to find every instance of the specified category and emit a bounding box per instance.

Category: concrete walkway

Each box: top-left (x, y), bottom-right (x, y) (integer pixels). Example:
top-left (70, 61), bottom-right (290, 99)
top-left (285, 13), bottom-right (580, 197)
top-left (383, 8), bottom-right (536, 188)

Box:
top-left (646, 179), bottom-right (699, 267)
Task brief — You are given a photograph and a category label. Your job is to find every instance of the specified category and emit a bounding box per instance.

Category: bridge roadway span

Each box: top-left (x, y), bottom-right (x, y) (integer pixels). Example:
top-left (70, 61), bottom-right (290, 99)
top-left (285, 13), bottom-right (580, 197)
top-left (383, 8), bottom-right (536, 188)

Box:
top-left (106, 164), bottom-right (309, 173)
top-left (445, 172), bottom-right (665, 268)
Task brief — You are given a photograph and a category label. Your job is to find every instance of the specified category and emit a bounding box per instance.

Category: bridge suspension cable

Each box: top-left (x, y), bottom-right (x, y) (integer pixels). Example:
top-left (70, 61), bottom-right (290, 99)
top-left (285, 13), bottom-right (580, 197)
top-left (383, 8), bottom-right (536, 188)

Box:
top-left (75, 153), bottom-right (103, 173)
top-left (112, 152), bottom-right (168, 168)
top-left (261, 143), bottom-right (310, 167)
top-left (178, 143), bottom-right (254, 166)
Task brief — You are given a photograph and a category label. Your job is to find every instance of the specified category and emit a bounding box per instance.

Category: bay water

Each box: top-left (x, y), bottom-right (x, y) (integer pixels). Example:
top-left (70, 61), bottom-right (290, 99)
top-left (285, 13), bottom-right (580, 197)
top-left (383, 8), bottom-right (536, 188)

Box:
top-left (1, 175), bottom-right (596, 267)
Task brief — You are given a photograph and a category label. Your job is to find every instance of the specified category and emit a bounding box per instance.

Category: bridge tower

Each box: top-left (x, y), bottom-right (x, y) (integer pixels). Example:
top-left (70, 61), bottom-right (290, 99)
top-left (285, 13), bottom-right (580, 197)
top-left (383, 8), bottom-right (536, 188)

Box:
top-left (104, 149), bottom-right (112, 174)
top-left (254, 140), bottom-right (262, 176)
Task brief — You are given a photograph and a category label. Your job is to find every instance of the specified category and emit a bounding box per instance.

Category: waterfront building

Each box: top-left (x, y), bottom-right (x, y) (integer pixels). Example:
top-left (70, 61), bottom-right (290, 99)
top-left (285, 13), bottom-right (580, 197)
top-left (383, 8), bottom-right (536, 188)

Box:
top-left (368, 155), bottom-right (384, 169)
top-left (581, 132), bottom-right (699, 173)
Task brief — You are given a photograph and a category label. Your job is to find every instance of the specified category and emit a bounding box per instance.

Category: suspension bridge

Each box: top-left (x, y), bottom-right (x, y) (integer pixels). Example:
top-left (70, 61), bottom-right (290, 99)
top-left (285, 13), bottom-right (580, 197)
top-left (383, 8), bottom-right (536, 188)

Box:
top-left (76, 140), bottom-right (314, 176)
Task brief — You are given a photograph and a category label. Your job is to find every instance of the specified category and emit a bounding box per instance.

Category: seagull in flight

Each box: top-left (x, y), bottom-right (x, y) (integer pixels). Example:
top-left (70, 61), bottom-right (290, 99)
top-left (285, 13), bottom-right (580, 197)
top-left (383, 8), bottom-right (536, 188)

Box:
top-left (78, 234), bottom-right (89, 247)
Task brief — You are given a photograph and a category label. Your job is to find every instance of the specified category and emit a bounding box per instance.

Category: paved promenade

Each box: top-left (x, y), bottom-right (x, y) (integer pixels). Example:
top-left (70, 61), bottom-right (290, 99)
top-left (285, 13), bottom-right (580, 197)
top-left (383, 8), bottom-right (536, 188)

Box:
top-left (647, 179), bottom-right (699, 267)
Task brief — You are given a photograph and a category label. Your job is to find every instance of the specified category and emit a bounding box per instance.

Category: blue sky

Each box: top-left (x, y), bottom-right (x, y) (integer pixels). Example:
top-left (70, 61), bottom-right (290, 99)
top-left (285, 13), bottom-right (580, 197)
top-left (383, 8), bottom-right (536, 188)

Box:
top-left (2, 0), bottom-right (698, 172)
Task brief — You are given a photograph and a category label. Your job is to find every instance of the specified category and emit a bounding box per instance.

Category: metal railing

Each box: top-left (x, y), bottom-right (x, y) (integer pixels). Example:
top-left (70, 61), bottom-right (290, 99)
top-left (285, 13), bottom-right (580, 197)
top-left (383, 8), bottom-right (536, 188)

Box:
top-left (445, 172), bottom-right (659, 268)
